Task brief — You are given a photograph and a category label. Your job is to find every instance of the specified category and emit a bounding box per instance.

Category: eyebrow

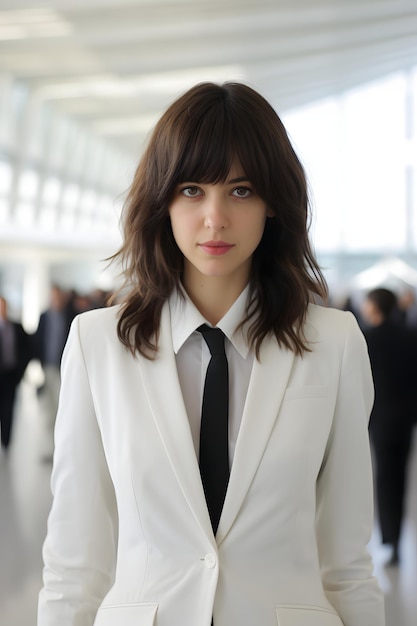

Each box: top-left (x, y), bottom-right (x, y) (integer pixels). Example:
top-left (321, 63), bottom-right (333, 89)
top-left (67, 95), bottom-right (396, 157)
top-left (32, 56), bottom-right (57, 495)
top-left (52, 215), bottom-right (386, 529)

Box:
top-left (227, 176), bottom-right (249, 184)
top-left (178, 175), bottom-right (250, 186)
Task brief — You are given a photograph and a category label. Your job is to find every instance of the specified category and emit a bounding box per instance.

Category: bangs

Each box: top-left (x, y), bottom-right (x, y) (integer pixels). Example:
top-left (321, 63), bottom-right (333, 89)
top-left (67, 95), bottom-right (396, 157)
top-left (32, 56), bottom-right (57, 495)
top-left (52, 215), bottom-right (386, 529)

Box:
top-left (172, 104), bottom-right (236, 185)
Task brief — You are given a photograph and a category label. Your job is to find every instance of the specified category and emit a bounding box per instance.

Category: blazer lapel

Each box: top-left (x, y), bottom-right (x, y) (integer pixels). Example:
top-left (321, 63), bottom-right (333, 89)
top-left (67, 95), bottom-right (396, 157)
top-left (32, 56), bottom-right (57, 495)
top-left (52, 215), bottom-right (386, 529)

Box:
top-left (216, 338), bottom-right (295, 544)
top-left (137, 304), bottom-right (214, 540)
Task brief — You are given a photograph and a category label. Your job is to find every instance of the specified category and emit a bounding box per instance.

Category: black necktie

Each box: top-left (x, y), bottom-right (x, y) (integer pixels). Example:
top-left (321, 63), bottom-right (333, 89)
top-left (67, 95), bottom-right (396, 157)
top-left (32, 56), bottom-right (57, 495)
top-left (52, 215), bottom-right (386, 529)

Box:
top-left (198, 324), bottom-right (230, 535)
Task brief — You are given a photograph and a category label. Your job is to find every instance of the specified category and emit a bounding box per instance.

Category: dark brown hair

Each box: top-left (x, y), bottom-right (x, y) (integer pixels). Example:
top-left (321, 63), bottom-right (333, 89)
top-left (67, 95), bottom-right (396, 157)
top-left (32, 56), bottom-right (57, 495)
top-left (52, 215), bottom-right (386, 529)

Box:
top-left (366, 288), bottom-right (398, 319)
top-left (111, 82), bottom-right (327, 358)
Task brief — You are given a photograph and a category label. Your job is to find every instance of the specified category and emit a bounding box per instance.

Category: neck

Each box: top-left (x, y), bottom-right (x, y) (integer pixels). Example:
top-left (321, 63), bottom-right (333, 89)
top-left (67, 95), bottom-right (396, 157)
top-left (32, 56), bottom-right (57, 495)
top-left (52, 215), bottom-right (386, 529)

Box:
top-left (182, 275), bottom-right (248, 326)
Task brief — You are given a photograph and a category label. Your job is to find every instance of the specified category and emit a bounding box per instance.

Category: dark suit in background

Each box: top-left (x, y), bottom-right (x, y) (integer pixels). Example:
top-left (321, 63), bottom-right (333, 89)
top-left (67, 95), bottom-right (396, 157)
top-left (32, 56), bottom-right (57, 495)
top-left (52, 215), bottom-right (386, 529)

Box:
top-left (364, 319), bottom-right (417, 559)
top-left (0, 297), bottom-right (32, 450)
top-left (34, 286), bottom-right (74, 458)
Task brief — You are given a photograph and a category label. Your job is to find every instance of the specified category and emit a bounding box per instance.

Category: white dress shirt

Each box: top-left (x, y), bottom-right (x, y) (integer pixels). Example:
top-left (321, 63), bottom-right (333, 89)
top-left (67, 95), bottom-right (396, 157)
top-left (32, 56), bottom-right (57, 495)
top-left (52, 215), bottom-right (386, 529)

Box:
top-left (169, 285), bottom-right (254, 467)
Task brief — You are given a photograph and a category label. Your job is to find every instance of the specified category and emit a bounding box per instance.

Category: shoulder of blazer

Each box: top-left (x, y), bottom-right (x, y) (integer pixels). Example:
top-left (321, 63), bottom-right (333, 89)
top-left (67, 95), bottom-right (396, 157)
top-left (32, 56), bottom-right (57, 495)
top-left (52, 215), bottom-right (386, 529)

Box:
top-left (74, 304), bottom-right (121, 344)
top-left (73, 303), bottom-right (171, 360)
top-left (304, 302), bottom-right (359, 344)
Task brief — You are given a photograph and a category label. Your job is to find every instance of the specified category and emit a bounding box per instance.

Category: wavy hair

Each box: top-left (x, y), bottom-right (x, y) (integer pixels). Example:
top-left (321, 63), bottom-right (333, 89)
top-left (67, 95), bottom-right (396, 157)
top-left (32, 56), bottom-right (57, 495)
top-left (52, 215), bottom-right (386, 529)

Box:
top-left (111, 82), bottom-right (327, 358)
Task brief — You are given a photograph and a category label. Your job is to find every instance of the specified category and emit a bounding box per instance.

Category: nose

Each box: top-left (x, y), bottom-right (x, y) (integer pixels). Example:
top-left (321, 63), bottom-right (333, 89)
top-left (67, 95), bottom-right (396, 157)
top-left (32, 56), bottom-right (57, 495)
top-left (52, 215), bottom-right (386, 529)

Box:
top-left (204, 194), bottom-right (229, 231)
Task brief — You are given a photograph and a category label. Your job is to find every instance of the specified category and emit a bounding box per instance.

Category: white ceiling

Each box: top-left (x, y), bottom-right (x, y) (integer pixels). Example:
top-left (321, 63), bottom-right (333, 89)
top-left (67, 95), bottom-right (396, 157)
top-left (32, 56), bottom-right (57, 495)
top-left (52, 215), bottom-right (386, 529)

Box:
top-left (1, 0), bottom-right (417, 159)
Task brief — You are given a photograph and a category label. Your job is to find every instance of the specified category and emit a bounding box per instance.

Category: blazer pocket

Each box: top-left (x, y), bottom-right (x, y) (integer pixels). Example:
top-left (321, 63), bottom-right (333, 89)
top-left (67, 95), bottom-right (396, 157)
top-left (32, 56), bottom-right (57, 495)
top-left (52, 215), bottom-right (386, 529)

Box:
top-left (94, 603), bottom-right (158, 626)
top-left (276, 604), bottom-right (343, 626)
top-left (284, 385), bottom-right (328, 400)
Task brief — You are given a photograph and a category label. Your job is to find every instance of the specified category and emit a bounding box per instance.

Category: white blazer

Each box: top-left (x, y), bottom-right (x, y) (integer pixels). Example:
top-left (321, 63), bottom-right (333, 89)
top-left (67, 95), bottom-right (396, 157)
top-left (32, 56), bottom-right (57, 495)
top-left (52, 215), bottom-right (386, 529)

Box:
top-left (38, 302), bottom-right (385, 626)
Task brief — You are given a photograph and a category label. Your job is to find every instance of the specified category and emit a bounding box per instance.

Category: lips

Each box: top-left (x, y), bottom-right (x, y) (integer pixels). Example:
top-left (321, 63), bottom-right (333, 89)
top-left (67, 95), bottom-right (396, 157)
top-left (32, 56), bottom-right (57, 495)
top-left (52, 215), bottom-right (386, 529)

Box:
top-left (199, 240), bottom-right (235, 256)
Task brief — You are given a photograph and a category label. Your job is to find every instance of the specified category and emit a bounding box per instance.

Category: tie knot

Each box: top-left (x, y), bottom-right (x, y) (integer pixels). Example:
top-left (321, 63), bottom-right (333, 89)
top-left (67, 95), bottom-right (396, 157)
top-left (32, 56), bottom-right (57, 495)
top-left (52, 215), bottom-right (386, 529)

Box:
top-left (198, 324), bottom-right (226, 356)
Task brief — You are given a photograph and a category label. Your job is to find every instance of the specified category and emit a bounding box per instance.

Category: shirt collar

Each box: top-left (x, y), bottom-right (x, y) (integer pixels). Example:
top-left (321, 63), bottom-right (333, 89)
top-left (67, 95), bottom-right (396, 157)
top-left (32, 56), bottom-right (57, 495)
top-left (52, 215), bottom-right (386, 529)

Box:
top-left (169, 283), bottom-right (251, 358)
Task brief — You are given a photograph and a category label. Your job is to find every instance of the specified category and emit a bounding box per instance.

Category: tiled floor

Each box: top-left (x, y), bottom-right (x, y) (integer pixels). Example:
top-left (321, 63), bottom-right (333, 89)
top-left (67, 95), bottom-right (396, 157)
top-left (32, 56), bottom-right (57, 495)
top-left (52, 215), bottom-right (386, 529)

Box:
top-left (1, 378), bottom-right (416, 626)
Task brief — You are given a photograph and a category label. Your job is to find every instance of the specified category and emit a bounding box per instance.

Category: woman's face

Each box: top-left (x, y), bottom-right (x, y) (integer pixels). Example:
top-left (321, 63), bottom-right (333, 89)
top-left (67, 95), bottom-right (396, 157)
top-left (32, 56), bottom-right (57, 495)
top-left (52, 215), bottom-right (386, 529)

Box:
top-left (168, 161), bottom-right (272, 295)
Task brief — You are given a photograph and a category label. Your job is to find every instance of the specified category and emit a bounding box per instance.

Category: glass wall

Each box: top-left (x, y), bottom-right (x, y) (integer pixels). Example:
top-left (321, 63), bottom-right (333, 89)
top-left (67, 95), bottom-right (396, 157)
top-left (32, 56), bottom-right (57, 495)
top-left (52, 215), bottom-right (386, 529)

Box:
top-left (282, 65), bottom-right (417, 301)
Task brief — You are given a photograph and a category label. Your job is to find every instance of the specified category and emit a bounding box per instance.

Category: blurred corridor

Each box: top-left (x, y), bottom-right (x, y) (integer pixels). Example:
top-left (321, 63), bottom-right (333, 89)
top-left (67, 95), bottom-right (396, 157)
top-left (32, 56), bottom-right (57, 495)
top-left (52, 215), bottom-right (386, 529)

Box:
top-left (1, 2), bottom-right (417, 623)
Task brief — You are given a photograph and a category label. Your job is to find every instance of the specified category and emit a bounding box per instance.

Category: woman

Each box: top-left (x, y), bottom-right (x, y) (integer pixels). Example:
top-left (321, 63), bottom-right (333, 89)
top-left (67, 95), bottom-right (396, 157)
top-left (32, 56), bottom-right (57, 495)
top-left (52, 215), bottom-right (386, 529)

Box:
top-left (38, 82), bottom-right (384, 626)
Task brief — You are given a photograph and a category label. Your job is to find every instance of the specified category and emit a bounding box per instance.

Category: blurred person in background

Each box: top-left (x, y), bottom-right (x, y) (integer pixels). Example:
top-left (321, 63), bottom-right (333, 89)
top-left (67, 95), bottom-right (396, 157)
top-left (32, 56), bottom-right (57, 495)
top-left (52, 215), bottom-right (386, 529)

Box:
top-left (34, 285), bottom-right (75, 461)
top-left (68, 290), bottom-right (92, 316)
top-left (362, 287), bottom-right (417, 566)
top-left (89, 288), bottom-right (111, 309)
top-left (398, 287), bottom-right (417, 329)
top-left (0, 295), bottom-right (32, 452)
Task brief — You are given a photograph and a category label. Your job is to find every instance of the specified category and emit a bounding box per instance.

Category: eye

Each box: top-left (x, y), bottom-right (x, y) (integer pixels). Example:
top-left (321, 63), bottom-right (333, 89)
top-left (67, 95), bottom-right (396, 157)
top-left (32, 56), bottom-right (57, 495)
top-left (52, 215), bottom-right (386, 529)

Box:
top-left (181, 186), bottom-right (203, 198)
top-left (231, 186), bottom-right (252, 198)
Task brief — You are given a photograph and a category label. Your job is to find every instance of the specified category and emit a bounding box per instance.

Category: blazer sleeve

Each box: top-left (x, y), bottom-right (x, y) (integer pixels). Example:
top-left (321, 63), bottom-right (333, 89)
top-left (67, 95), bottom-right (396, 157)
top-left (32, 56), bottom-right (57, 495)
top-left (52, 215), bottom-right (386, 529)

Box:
top-left (38, 315), bottom-right (118, 626)
top-left (315, 312), bottom-right (385, 626)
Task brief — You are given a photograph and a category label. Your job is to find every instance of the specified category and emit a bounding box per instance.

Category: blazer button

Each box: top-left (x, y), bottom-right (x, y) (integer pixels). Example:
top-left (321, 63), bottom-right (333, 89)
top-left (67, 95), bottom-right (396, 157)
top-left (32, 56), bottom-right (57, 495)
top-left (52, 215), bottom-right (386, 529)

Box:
top-left (204, 554), bottom-right (217, 569)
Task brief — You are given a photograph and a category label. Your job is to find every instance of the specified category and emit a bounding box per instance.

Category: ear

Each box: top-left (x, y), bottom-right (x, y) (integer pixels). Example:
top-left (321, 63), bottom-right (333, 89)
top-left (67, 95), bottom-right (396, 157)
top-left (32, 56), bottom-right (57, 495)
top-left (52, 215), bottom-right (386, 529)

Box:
top-left (266, 206), bottom-right (275, 218)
